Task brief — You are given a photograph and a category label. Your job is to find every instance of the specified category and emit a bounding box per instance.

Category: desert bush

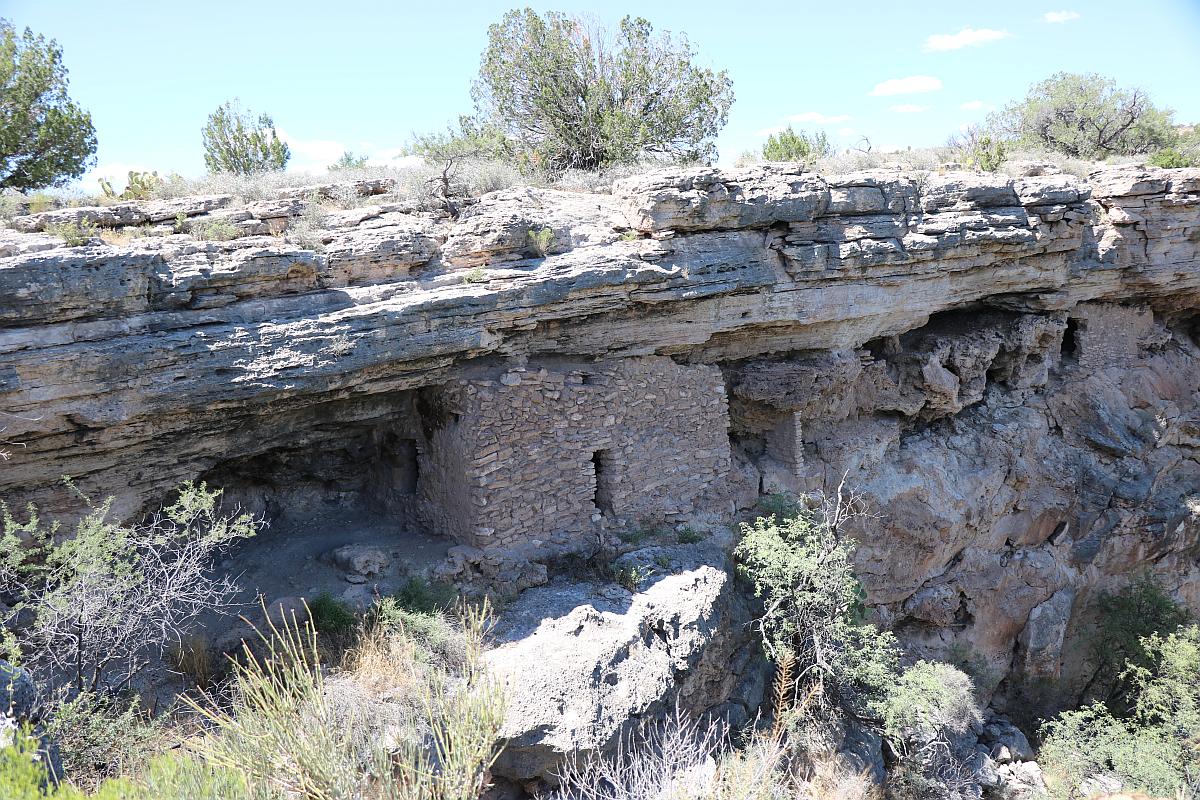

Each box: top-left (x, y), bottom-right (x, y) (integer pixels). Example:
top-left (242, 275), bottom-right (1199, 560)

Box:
top-left (307, 592), bottom-right (358, 637)
top-left (0, 481), bottom-right (257, 695)
top-left (761, 126), bottom-right (832, 163)
top-left (470, 10), bottom-right (733, 172)
top-left (189, 598), bottom-right (505, 800)
top-left (43, 219), bottom-right (96, 246)
top-left (0, 19), bottom-right (96, 190)
top-left (393, 576), bottom-right (459, 616)
top-left (1082, 574), bottom-right (1190, 712)
top-left (328, 151), bottom-right (368, 171)
top-left (527, 226), bottom-right (555, 257)
top-left (734, 493), bottom-right (898, 722)
top-left (193, 218), bottom-right (240, 242)
top-left (991, 72), bottom-right (1177, 159)
top-left (882, 662), bottom-right (981, 747)
top-left (1149, 128), bottom-right (1200, 168)
top-left (948, 124), bottom-right (1007, 172)
top-left (44, 690), bottom-right (163, 790)
top-left (1040, 624), bottom-right (1200, 799)
top-left (202, 100), bottom-right (290, 175)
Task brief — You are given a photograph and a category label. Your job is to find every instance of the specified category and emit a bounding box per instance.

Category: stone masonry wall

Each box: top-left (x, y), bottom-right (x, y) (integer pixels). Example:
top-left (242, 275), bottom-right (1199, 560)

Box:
top-left (423, 357), bottom-right (732, 550)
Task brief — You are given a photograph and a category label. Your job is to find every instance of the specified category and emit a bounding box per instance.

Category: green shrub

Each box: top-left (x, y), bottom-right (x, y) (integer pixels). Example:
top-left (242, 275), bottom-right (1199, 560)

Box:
top-left (0, 21), bottom-right (97, 191)
top-left (44, 690), bottom-right (162, 791)
top-left (306, 592), bottom-right (357, 636)
top-left (883, 661), bottom-right (982, 745)
top-left (526, 226), bottom-right (555, 257)
top-left (612, 563), bottom-right (654, 592)
top-left (0, 481), bottom-right (256, 695)
top-left (1041, 624), bottom-right (1200, 798)
top-left (44, 219), bottom-right (96, 246)
top-left (734, 506), bottom-right (898, 721)
top-left (394, 576), bottom-right (458, 615)
top-left (676, 527), bottom-right (703, 545)
top-left (991, 72), bottom-right (1177, 158)
top-left (1085, 574), bottom-right (1189, 711)
top-left (460, 267), bottom-right (487, 284)
top-left (202, 100), bottom-right (290, 175)
top-left (327, 151), bottom-right (367, 171)
top-left (471, 10), bottom-right (733, 171)
top-left (761, 126), bottom-right (832, 163)
top-left (193, 219), bottom-right (239, 241)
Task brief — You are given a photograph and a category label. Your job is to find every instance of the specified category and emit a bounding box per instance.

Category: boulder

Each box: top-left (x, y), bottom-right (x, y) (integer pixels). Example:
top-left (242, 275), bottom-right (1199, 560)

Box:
top-left (485, 540), bottom-right (762, 783)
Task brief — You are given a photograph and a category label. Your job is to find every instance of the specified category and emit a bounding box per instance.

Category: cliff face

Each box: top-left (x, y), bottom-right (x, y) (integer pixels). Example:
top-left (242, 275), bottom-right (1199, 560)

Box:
top-left (2, 163), bottom-right (1198, 704)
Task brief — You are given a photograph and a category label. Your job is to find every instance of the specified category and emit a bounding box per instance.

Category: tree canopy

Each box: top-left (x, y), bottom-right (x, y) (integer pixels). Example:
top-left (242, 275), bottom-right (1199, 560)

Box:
top-left (0, 19), bottom-right (97, 190)
top-left (991, 72), bottom-right (1177, 159)
top-left (761, 126), bottom-right (832, 163)
top-left (202, 100), bottom-right (290, 175)
top-left (470, 9), bottom-right (733, 172)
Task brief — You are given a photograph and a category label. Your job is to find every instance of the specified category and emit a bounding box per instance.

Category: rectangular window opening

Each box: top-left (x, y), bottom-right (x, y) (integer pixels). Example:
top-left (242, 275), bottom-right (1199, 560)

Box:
top-left (591, 450), bottom-right (615, 516)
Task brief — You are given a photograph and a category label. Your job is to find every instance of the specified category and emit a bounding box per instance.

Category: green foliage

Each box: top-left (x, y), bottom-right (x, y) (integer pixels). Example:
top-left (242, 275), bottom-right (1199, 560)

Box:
top-left (526, 226), bottom-right (555, 257)
top-left (202, 100), bottom-right (290, 175)
top-left (306, 592), bottom-right (357, 636)
top-left (45, 691), bottom-right (162, 790)
top-left (193, 219), bottom-right (239, 241)
top-left (186, 597), bottom-right (504, 800)
top-left (612, 563), bottom-right (654, 591)
top-left (406, 116), bottom-right (511, 165)
top-left (761, 126), bottom-right (832, 163)
top-left (460, 267), bottom-right (487, 284)
top-left (0, 481), bottom-right (257, 694)
top-left (676, 527), bottom-right (703, 545)
top-left (99, 170), bottom-right (163, 201)
top-left (992, 72), bottom-right (1177, 159)
top-left (755, 492), bottom-right (802, 520)
top-left (1086, 574), bottom-right (1190, 711)
top-left (734, 508), bottom-right (898, 721)
top-left (0, 19), bottom-right (97, 190)
top-left (471, 9), bottom-right (733, 172)
top-left (1149, 128), bottom-right (1200, 168)
top-left (394, 576), bottom-right (459, 615)
top-left (883, 661), bottom-right (982, 745)
top-left (1041, 624), bottom-right (1200, 799)
top-left (952, 124), bottom-right (1008, 172)
top-left (44, 219), bottom-right (96, 246)
top-left (327, 150), bottom-right (367, 171)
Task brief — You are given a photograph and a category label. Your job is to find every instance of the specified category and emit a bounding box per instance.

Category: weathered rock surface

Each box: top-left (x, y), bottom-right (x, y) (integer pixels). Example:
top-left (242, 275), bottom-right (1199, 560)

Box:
top-left (486, 536), bottom-right (763, 783)
top-left (1, 163), bottom-right (1198, 713)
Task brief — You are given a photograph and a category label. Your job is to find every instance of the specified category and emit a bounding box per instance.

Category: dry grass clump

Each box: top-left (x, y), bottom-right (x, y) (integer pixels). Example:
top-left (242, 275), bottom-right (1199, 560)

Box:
top-left (182, 598), bottom-right (504, 800)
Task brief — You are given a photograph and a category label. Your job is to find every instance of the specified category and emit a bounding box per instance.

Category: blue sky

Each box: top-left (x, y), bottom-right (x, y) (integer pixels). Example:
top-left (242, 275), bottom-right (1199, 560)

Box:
top-left (6, 0), bottom-right (1200, 187)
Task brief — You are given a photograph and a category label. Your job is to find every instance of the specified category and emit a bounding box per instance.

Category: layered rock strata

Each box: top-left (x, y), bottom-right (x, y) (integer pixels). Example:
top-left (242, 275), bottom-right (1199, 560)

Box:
top-left (1, 164), bottom-right (1198, 708)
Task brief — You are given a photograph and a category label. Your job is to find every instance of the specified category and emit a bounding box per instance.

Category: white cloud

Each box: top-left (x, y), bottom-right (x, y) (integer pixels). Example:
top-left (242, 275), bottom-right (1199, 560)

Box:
top-left (959, 100), bottom-right (994, 111)
top-left (870, 76), bottom-right (943, 96)
top-left (787, 111), bottom-right (852, 124)
top-left (276, 128), bottom-right (348, 173)
top-left (924, 27), bottom-right (1010, 51)
top-left (890, 104), bottom-right (930, 113)
top-left (1043, 10), bottom-right (1080, 23)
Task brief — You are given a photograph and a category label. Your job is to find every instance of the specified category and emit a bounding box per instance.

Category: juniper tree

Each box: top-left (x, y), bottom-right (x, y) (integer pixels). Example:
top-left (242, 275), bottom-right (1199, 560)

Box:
top-left (471, 9), bottom-right (733, 172)
top-left (0, 19), bottom-right (97, 190)
top-left (202, 100), bottom-right (290, 174)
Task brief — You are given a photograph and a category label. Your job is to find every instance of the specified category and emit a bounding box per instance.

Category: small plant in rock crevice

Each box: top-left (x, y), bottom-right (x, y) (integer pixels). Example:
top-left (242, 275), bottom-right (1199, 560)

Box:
top-left (460, 267), bottom-right (487, 284)
top-left (44, 219), bottom-right (97, 246)
top-left (526, 226), bottom-right (555, 257)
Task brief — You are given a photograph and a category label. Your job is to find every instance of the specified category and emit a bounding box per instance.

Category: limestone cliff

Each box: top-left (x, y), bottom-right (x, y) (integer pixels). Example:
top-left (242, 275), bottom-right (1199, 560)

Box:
top-left (1, 163), bottom-right (1198, 707)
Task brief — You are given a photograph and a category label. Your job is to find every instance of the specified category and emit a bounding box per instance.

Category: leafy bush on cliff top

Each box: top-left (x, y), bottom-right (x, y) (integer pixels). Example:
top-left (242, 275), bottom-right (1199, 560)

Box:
top-left (469, 10), bottom-right (733, 173)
